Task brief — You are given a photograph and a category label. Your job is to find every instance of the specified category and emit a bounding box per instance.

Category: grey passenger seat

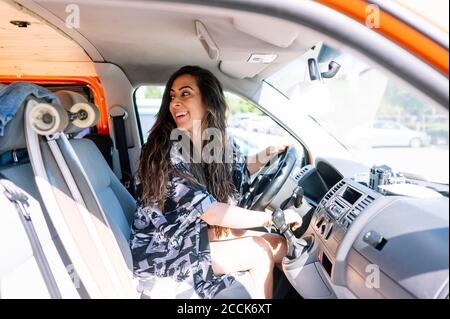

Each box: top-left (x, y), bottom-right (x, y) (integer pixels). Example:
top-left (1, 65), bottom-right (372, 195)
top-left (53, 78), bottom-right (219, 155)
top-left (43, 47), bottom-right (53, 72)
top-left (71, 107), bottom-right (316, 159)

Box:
top-left (0, 94), bottom-right (81, 298)
top-left (1, 88), bottom-right (135, 298)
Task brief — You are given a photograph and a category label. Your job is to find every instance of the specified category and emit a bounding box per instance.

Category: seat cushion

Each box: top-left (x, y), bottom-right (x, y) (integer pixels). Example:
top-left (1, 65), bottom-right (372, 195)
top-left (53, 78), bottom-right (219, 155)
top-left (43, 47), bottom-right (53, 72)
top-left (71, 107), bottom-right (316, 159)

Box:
top-left (213, 271), bottom-right (253, 299)
top-left (0, 164), bottom-right (81, 298)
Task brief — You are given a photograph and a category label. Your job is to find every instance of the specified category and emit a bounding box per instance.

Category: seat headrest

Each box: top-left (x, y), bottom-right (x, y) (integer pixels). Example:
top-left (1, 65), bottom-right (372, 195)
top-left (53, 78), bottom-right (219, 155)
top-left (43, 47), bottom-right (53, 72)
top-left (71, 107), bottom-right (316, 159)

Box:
top-left (0, 88), bottom-right (99, 155)
top-left (0, 82), bottom-right (60, 154)
top-left (54, 90), bottom-right (90, 109)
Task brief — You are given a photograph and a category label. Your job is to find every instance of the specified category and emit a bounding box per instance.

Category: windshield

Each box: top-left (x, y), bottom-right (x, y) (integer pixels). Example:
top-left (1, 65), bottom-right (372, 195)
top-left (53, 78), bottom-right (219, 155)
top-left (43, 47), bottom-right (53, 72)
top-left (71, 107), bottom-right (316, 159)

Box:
top-left (266, 43), bottom-right (449, 185)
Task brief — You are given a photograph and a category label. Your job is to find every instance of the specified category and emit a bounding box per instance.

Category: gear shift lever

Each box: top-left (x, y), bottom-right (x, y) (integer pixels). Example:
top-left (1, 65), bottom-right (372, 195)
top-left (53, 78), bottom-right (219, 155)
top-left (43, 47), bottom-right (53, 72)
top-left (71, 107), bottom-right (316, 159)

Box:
top-left (293, 186), bottom-right (304, 208)
top-left (272, 209), bottom-right (309, 260)
top-left (280, 186), bottom-right (304, 210)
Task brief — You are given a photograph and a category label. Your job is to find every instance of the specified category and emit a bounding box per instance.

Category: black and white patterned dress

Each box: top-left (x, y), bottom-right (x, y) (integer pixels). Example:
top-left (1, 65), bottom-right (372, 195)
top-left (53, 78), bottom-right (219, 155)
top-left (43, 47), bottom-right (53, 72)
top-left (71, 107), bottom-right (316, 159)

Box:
top-left (130, 139), bottom-right (251, 299)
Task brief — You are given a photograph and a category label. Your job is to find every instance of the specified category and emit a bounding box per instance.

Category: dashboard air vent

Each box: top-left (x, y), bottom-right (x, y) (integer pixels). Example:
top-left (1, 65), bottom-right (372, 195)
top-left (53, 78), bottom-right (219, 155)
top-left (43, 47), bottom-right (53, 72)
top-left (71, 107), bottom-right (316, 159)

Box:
top-left (294, 165), bottom-right (311, 181)
top-left (345, 195), bottom-right (375, 225)
top-left (321, 180), bottom-right (345, 205)
top-left (326, 180), bottom-right (345, 199)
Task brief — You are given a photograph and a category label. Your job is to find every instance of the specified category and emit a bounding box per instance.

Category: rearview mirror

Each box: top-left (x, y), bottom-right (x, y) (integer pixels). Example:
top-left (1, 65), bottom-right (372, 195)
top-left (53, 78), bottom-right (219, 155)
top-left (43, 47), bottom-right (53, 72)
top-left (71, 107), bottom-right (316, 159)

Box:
top-left (321, 61), bottom-right (341, 79)
top-left (308, 59), bottom-right (341, 81)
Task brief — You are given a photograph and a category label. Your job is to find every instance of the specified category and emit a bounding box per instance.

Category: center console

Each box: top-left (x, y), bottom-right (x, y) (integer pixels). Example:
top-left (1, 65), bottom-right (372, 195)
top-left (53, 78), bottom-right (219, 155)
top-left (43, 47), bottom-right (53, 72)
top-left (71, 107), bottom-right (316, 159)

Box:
top-left (281, 160), bottom-right (448, 299)
top-left (282, 177), bottom-right (381, 298)
top-left (312, 179), bottom-right (380, 249)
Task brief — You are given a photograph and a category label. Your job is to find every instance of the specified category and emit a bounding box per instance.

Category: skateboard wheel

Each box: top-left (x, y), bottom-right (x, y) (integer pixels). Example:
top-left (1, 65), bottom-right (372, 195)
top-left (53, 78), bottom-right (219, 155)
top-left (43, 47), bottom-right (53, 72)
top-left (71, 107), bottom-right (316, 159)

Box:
top-left (29, 103), bottom-right (69, 135)
top-left (70, 102), bottom-right (100, 129)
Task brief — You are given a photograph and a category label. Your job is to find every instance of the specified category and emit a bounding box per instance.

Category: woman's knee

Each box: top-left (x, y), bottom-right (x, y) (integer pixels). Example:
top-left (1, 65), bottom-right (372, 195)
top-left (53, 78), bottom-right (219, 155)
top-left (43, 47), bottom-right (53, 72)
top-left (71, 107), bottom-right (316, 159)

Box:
top-left (262, 234), bottom-right (287, 263)
top-left (264, 233), bottom-right (286, 250)
top-left (251, 237), bottom-right (275, 267)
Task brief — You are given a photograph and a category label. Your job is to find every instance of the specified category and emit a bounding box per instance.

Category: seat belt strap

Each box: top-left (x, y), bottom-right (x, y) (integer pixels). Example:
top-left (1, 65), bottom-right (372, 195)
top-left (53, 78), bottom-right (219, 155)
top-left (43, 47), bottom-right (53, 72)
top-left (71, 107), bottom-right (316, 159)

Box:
top-left (111, 114), bottom-right (134, 197)
top-left (0, 173), bottom-right (62, 299)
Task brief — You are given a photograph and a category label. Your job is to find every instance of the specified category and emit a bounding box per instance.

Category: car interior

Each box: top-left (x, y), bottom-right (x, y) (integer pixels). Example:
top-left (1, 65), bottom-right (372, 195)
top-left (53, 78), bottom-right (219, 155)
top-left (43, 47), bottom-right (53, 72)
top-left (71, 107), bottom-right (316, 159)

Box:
top-left (0, 0), bottom-right (448, 299)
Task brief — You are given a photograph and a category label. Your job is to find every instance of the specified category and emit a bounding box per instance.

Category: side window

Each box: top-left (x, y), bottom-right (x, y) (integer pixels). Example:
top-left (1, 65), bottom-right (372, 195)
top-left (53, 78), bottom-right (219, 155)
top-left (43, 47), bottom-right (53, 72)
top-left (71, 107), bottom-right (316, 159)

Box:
top-left (134, 85), bottom-right (164, 141)
top-left (373, 122), bottom-right (384, 129)
top-left (135, 86), bottom-right (302, 159)
top-left (225, 92), bottom-right (301, 158)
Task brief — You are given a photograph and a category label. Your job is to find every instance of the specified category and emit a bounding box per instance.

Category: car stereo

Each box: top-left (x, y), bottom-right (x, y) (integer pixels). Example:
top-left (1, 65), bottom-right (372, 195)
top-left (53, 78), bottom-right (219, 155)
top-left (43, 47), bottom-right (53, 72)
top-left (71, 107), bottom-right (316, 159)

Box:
top-left (324, 186), bottom-right (363, 220)
top-left (341, 186), bottom-right (362, 205)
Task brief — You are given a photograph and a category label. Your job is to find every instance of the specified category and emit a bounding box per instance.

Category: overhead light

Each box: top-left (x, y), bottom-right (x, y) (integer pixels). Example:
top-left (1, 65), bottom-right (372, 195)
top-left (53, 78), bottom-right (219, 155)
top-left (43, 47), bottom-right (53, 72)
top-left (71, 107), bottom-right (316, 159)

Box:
top-left (10, 20), bottom-right (30, 28)
top-left (247, 54), bottom-right (277, 64)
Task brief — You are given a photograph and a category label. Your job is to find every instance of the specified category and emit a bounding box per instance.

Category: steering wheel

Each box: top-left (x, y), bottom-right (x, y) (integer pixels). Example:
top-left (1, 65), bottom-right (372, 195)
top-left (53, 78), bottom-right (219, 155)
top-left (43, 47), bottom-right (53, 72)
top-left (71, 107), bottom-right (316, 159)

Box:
top-left (241, 146), bottom-right (297, 211)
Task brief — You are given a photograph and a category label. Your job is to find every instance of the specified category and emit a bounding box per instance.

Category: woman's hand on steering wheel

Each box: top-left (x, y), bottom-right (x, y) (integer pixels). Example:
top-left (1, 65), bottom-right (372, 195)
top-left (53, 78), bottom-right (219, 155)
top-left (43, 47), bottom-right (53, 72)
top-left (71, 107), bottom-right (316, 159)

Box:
top-left (259, 142), bottom-right (292, 167)
top-left (244, 144), bottom-right (298, 211)
top-left (264, 142), bottom-right (292, 158)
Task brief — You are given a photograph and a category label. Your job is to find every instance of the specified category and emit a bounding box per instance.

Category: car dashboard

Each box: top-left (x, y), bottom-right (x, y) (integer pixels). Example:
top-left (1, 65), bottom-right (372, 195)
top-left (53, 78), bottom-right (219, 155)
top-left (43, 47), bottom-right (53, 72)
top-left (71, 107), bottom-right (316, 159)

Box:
top-left (282, 157), bottom-right (449, 299)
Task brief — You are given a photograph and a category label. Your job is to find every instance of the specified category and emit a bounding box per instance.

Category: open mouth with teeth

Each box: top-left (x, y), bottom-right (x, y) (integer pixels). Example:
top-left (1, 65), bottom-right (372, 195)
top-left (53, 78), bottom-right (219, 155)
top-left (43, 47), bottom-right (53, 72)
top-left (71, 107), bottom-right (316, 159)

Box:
top-left (174, 111), bottom-right (190, 123)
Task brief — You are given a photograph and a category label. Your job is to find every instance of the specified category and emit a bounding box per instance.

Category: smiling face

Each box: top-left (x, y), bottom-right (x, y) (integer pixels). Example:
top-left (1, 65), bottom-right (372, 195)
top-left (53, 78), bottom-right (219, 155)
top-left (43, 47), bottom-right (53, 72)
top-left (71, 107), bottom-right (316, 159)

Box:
top-left (169, 74), bottom-right (206, 134)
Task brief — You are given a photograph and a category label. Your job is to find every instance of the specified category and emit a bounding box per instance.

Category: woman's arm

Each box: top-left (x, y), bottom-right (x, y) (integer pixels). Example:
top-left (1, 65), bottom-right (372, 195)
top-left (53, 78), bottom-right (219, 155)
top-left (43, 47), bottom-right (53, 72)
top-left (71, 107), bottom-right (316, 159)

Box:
top-left (201, 202), bottom-right (302, 230)
top-left (201, 202), bottom-right (271, 228)
top-left (246, 148), bottom-right (268, 175)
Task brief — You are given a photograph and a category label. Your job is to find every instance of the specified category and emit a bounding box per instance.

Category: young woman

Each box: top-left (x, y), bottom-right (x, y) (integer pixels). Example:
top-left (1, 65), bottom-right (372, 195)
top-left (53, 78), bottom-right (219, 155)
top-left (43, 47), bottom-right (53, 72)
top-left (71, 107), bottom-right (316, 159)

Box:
top-left (130, 66), bottom-right (302, 299)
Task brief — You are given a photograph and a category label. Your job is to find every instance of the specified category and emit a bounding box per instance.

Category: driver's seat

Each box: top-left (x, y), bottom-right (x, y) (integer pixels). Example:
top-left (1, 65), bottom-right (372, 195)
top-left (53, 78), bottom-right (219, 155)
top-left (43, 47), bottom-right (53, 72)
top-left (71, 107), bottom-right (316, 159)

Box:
top-left (54, 90), bottom-right (253, 299)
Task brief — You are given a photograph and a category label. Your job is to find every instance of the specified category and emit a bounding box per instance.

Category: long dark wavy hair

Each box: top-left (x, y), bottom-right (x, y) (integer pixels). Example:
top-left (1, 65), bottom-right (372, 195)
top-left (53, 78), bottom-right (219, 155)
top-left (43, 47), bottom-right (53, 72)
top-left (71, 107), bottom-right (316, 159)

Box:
top-left (137, 66), bottom-right (236, 237)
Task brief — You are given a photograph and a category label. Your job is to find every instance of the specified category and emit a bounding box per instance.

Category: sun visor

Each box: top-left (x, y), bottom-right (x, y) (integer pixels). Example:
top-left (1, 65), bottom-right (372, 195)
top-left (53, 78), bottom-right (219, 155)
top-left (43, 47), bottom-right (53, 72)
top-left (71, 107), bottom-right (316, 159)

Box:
top-left (219, 61), bottom-right (270, 79)
top-left (232, 16), bottom-right (300, 48)
top-left (195, 16), bottom-right (309, 79)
